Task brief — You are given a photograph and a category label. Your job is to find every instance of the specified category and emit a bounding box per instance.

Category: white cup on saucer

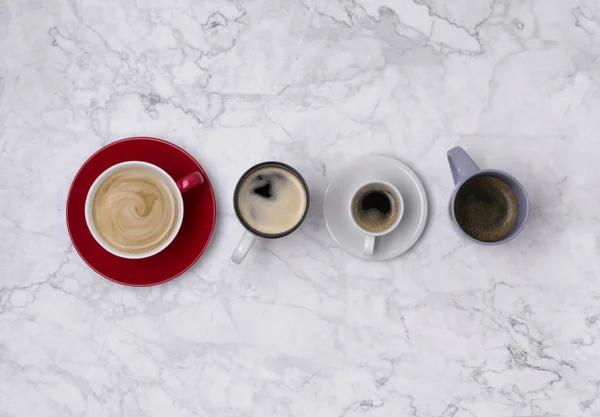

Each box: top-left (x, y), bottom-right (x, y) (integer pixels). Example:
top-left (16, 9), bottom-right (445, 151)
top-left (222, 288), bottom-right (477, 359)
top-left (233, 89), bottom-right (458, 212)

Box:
top-left (84, 161), bottom-right (204, 259)
top-left (349, 180), bottom-right (404, 257)
top-left (325, 155), bottom-right (428, 261)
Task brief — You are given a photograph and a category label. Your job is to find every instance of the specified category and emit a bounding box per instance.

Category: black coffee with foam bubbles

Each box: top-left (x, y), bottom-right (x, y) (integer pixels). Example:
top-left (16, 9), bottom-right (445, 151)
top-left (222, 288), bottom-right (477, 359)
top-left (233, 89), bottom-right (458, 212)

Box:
top-left (454, 176), bottom-right (518, 242)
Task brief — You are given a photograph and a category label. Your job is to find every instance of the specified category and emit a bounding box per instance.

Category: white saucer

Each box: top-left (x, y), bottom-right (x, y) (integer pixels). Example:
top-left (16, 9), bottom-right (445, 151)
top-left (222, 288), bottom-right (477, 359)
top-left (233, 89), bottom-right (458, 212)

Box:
top-left (324, 155), bottom-right (428, 261)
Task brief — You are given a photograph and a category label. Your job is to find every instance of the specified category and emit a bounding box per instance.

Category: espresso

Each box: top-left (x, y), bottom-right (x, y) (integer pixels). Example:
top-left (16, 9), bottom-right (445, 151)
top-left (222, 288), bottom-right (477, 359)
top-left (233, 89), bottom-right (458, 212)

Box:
top-left (92, 167), bottom-right (179, 254)
top-left (236, 165), bottom-right (308, 235)
top-left (454, 176), bottom-right (518, 242)
top-left (352, 184), bottom-right (400, 233)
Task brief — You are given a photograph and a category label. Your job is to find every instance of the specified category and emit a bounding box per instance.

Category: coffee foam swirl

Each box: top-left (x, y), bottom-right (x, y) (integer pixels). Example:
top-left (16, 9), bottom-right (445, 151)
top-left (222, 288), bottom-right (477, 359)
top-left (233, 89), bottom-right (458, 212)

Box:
top-left (92, 167), bottom-right (178, 254)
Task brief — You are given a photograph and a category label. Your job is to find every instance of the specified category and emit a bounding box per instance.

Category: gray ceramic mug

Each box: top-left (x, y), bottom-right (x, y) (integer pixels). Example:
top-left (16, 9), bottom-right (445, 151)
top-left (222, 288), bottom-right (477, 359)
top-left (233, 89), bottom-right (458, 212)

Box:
top-left (447, 146), bottom-right (529, 244)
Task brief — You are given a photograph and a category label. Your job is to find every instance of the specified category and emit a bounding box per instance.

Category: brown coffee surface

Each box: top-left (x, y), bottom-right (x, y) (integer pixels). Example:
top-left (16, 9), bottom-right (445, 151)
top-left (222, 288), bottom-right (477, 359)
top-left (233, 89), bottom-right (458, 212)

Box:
top-left (92, 167), bottom-right (179, 254)
top-left (454, 176), bottom-right (518, 242)
top-left (237, 166), bottom-right (308, 235)
top-left (352, 185), bottom-right (400, 233)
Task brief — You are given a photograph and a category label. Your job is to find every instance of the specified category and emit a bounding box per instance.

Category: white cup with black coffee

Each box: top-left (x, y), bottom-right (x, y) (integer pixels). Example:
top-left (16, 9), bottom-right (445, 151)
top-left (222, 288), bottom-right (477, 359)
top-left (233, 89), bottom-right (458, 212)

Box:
top-left (349, 180), bottom-right (404, 257)
top-left (231, 162), bottom-right (310, 264)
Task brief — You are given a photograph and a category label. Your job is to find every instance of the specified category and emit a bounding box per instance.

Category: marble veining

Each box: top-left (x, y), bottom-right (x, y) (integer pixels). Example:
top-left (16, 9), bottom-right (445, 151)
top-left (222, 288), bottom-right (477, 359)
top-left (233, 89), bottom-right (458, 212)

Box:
top-left (1, 0), bottom-right (600, 416)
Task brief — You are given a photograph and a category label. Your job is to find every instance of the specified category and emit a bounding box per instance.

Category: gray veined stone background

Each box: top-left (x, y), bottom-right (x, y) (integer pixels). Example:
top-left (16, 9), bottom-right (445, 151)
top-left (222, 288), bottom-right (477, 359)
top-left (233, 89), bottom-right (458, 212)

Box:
top-left (0, 0), bottom-right (599, 416)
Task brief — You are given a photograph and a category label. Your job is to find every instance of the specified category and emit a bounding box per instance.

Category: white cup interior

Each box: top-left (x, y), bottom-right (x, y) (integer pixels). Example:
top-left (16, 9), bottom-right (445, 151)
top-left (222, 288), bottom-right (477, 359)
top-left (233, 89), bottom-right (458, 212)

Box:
top-left (84, 161), bottom-right (184, 259)
top-left (349, 180), bottom-right (404, 236)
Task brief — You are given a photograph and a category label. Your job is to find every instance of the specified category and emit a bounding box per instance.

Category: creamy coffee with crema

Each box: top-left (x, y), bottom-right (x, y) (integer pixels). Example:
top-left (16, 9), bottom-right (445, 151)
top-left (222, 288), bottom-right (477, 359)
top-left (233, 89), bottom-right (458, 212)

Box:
top-left (236, 165), bottom-right (308, 235)
top-left (92, 167), bottom-right (179, 254)
top-left (351, 184), bottom-right (400, 233)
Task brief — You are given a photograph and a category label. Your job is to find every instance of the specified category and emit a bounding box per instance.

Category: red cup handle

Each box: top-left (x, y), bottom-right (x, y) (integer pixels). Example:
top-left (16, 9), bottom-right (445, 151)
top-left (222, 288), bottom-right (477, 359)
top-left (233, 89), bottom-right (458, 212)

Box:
top-left (177, 172), bottom-right (204, 193)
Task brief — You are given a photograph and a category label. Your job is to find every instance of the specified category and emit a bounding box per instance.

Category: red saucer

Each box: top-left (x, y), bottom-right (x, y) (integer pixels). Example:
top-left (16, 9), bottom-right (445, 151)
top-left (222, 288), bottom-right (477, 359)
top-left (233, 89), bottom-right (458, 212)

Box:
top-left (67, 137), bottom-right (216, 286)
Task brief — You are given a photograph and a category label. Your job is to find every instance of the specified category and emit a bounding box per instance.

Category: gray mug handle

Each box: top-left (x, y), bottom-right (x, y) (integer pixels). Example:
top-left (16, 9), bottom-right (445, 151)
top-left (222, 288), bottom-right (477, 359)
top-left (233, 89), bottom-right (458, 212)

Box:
top-left (447, 146), bottom-right (480, 185)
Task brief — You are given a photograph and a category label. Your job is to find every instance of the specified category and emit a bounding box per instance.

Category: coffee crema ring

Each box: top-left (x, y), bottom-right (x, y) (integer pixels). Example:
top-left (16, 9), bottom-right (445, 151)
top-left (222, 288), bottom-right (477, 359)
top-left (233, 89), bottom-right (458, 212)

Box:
top-left (236, 166), bottom-right (308, 236)
top-left (351, 186), bottom-right (400, 233)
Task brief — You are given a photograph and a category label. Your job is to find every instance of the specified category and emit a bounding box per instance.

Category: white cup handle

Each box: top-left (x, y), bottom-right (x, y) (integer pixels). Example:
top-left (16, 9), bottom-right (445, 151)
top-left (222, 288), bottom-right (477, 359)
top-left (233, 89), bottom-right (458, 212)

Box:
top-left (231, 231), bottom-right (257, 264)
top-left (364, 235), bottom-right (375, 257)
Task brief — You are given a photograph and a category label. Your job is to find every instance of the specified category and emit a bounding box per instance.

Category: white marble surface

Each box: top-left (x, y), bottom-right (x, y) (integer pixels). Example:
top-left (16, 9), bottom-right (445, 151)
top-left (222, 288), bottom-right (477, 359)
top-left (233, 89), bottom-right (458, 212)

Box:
top-left (1, 0), bottom-right (599, 415)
